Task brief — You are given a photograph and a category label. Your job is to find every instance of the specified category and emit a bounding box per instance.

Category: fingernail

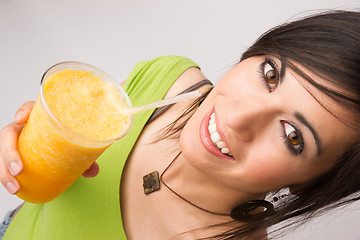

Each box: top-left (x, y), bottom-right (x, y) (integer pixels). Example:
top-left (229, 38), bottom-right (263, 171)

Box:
top-left (6, 182), bottom-right (17, 195)
top-left (9, 161), bottom-right (21, 176)
top-left (14, 111), bottom-right (25, 123)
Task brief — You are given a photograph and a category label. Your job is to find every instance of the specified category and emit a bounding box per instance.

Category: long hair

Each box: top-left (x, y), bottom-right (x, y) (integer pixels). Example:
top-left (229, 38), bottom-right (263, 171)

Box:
top-left (163, 10), bottom-right (360, 239)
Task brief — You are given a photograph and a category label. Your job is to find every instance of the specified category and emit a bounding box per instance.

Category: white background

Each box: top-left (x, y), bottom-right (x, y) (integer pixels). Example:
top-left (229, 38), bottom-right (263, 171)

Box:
top-left (1, 0), bottom-right (360, 239)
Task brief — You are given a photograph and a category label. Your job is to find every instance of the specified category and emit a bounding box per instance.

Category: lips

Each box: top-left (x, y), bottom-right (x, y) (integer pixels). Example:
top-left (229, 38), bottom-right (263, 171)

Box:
top-left (200, 109), bottom-right (234, 160)
top-left (208, 112), bottom-right (233, 157)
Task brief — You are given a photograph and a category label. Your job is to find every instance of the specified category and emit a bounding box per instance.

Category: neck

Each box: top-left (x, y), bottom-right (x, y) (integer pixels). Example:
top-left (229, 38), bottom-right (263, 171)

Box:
top-left (161, 152), bottom-right (265, 216)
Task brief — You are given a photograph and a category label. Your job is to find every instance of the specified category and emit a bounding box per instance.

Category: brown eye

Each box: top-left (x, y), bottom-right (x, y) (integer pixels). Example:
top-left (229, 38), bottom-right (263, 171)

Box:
top-left (265, 69), bottom-right (277, 84)
top-left (288, 131), bottom-right (300, 145)
top-left (263, 62), bottom-right (279, 91)
top-left (281, 120), bottom-right (304, 155)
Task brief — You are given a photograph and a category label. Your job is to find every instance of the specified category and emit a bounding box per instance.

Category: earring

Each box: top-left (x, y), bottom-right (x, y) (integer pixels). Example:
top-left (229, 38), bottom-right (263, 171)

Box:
top-left (230, 200), bottom-right (274, 221)
top-left (271, 193), bottom-right (289, 203)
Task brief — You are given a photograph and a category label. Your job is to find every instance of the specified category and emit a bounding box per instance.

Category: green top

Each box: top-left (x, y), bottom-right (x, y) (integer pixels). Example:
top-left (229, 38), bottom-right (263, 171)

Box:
top-left (4, 56), bottom-right (199, 240)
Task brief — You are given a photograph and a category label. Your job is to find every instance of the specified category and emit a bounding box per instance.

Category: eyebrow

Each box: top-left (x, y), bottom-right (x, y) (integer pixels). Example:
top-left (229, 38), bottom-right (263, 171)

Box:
top-left (294, 112), bottom-right (322, 156)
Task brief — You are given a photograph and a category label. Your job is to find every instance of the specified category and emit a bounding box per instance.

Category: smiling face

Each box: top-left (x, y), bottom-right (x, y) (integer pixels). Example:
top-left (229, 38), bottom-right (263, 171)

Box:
top-left (179, 55), bottom-right (357, 198)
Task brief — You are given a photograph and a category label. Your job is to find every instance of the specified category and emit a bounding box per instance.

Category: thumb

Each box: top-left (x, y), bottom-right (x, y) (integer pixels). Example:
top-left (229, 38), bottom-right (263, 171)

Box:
top-left (14, 101), bottom-right (35, 125)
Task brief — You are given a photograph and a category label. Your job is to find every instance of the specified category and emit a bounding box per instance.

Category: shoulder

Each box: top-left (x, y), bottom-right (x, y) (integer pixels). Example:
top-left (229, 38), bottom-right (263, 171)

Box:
top-left (123, 55), bottom-right (209, 97)
top-left (165, 66), bottom-right (209, 98)
top-left (131, 55), bottom-right (210, 97)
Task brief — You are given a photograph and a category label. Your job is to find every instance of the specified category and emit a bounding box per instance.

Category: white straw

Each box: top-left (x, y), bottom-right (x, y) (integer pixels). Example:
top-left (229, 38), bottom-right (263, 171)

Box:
top-left (121, 90), bottom-right (201, 115)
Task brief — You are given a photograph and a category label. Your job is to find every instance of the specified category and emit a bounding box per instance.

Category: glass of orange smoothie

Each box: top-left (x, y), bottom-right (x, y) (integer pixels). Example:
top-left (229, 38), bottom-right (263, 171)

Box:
top-left (16, 62), bottom-right (133, 203)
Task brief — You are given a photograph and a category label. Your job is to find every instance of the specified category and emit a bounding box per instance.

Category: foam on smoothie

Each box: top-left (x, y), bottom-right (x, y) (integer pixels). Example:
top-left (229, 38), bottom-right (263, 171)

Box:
top-left (44, 69), bottom-right (130, 140)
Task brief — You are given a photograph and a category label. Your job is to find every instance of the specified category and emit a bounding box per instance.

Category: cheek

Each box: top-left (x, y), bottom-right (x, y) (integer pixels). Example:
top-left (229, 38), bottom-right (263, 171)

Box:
top-left (242, 150), bottom-right (298, 191)
top-left (179, 118), bottom-right (198, 156)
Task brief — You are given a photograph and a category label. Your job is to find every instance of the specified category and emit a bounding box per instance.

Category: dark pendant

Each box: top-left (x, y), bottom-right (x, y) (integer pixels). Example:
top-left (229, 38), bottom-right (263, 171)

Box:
top-left (143, 171), bottom-right (160, 194)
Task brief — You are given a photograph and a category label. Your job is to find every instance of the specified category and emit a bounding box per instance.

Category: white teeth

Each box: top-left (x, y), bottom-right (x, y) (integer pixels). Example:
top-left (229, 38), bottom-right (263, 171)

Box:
top-left (221, 148), bottom-right (230, 154)
top-left (210, 132), bottom-right (221, 143)
top-left (208, 123), bottom-right (217, 134)
top-left (209, 113), bottom-right (233, 157)
top-left (216, 141), bottom-right (226, 148)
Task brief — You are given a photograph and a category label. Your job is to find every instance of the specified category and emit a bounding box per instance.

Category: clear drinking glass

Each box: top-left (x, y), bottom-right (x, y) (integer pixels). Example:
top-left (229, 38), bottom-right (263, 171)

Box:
top-left (16, 62), bottom-right (133, 203)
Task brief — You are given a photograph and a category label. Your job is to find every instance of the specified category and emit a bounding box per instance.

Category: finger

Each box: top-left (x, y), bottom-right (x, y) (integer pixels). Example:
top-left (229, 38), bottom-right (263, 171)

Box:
top-left (0, 154), bottom-right (20, 195)
top-left (0, 123), bottom-right (24, 177)
top-left (14, 101), bottom-right (35, 125)
top-left (82, 162), bottom-right (99, 178)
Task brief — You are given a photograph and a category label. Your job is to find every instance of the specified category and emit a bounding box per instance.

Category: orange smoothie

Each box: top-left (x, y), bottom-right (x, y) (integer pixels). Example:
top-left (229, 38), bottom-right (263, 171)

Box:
top-left (16, 62), bottom-right (132, 203)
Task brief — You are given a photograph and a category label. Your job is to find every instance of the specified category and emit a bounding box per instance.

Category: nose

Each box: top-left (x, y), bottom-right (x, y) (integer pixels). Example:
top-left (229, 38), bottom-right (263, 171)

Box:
top-left (226, 95), bottom-right (282, 142)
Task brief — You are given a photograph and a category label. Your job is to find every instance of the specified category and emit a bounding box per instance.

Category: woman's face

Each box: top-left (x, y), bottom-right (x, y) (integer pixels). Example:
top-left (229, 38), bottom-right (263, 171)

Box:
top-left (180, 55), bottom-right (357, 197)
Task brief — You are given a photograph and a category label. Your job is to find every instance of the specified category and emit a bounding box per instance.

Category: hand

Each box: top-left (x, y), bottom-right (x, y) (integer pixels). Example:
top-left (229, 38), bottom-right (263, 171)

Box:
top-left (0, 102), bottom-right (99, 195)
top-left (0, 101), bottom-right (33, 195)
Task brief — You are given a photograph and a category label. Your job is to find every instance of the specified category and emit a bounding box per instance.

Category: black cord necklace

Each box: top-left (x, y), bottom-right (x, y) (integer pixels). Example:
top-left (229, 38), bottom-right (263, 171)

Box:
top-left (142, 151), bottom-right (230, 217)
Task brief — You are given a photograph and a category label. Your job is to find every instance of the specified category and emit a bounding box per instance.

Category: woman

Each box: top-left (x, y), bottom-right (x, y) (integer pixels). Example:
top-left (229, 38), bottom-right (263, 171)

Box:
top-left (0, 10), bottom-right (359, 240)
